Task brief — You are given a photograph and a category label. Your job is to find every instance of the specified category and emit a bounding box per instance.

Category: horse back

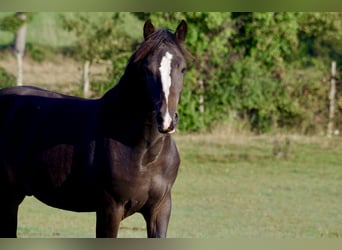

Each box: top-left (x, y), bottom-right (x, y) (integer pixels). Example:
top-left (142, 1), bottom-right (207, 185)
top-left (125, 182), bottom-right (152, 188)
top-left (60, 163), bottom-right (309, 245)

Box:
top-left (0, 86), bottom-right (99, 207)
top-left (0, 86), bottom-right (95, 145)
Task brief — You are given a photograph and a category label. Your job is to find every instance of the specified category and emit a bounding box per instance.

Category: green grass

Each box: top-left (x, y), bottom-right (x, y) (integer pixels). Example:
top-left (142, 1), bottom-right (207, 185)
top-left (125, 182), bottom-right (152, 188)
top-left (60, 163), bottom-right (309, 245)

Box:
top-left (16, 132), bottom-right (342, 238)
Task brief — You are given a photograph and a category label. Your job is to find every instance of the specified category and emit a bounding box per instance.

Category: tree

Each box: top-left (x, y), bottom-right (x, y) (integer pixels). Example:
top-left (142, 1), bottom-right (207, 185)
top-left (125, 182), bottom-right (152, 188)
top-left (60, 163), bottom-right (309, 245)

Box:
top-left (0, 12), bottom-right (34, 86)
top-left (297, 13), bottom-right (342, 134)
top-left (226, 12), bottom-right (303, 132)
top-left (60, 13), bottom-right (134, 96)
top-left (133, 12), bottom-right (341, 133)
top-left (298, 12), bottom-right (342, 66)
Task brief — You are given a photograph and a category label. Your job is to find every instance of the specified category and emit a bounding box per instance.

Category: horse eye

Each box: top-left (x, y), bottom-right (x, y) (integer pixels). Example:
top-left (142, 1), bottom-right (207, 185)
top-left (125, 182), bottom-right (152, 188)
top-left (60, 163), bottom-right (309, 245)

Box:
top-left (181, 67), bottom-right (186, 74)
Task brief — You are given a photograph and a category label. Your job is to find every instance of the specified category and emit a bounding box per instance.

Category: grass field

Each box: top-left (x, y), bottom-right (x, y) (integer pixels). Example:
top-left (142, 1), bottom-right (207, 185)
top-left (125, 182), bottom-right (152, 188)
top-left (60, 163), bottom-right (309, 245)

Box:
top-left (17, 131), bottom-right (342, 238)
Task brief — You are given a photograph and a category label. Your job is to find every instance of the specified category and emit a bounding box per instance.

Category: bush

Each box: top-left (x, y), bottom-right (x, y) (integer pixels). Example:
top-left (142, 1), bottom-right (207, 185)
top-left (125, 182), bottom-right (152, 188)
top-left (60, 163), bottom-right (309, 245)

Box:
top-left (0, 67), bottom-right (15, 88)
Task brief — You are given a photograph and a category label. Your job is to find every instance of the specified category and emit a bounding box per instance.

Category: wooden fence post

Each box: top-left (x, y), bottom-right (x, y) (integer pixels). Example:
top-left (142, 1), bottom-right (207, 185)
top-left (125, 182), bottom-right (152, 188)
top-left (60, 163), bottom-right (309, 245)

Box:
top-left (83, 60), bottom-right (90, 97)
top-left (198, 78), bottom-right (204, 126)
top-left (327, 61), bottom-right (336, 138)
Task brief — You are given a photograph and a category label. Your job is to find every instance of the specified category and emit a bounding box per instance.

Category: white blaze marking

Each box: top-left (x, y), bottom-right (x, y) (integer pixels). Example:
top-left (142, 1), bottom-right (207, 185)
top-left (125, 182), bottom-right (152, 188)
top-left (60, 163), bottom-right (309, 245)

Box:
top-left (159, 51), bottom-right (173, 130)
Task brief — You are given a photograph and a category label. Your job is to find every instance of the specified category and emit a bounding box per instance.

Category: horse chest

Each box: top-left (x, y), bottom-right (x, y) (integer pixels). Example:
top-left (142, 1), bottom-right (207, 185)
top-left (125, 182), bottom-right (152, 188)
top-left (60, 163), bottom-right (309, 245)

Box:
top-left (109, 169), bottom-right (171, 218)
top-left (105, 139), bottom-right (176, 205)
top-left (109, 156), bottom-right (166, 197)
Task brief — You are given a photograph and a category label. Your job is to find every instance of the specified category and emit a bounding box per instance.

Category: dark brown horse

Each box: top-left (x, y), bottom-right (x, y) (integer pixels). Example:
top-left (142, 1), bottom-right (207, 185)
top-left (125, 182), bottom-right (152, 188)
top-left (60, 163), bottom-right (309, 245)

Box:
top-left (0, 19), bottom-right (188, 238)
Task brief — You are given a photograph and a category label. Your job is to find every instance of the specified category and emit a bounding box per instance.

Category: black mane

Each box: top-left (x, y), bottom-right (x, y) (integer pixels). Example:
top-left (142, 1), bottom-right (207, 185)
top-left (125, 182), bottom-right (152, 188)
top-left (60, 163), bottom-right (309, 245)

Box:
top-left (133, 29), bottom-right (188, 63)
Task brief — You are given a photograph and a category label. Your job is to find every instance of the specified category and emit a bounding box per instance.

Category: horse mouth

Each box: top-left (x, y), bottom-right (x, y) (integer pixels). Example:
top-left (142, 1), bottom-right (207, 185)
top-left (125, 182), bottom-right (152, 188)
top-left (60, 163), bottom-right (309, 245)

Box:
top-left (158, 126), bottom-right (176, 134)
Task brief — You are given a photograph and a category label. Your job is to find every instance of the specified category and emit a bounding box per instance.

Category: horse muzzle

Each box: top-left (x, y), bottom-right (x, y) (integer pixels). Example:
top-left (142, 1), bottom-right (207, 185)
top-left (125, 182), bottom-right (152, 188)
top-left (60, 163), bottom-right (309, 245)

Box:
top-left (156, 111), bottom-right (179, 134)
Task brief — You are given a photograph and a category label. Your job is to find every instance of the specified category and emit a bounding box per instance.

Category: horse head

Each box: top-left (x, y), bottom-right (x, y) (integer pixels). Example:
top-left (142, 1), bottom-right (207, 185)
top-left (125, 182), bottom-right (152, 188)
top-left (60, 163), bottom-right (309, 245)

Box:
top-left (138, 19), bottom-right (188, 134)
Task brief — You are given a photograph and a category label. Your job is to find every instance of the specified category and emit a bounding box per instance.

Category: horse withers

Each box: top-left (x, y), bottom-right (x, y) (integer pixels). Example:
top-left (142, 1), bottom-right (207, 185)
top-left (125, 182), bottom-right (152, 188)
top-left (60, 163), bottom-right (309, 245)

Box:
top-left (0, 19), bottom-right (188, 238)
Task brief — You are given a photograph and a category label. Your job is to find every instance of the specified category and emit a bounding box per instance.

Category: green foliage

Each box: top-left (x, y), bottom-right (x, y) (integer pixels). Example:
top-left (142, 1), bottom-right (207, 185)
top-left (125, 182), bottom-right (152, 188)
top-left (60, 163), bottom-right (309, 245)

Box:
top-left (61, 13), bottom-right (116, 62)
top-left (231, 13), bottom-right (300, 66)
top-left (25, 43), bottom-right (58, 62)
top-left (0, 67), bottom-right (15, 88)
top-left (0, 14), bottom-right (23, 32)
top-left (60, 13), bottom-right (136, 94)
top-left (133, 12), bottom-right (341, 134)
top-left (60, 13), bottom-right (135, 62)
top-left (222, 12), bottom-right (340, 134)
top-left (281, 60), bottom-right (330, 134)
top-left (298, 12), bottom-right (342, 67)
top-left (0, 12), bottom-right (35, 33)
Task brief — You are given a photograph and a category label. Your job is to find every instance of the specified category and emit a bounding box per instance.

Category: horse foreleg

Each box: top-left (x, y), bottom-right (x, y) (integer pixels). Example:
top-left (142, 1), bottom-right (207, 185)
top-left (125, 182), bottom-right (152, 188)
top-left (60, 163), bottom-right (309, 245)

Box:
top-left (95, 196), bottom-right (123, 238)
top-left (143, 192), bottom-right (172, 238)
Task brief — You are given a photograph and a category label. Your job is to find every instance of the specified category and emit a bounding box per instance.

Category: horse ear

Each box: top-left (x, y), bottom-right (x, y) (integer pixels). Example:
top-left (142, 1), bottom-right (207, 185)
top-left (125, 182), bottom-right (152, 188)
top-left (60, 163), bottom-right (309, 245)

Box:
top-left (175, 20), bottom-right (187, 43)
top-left (143, 19), bottom-right (155, 40)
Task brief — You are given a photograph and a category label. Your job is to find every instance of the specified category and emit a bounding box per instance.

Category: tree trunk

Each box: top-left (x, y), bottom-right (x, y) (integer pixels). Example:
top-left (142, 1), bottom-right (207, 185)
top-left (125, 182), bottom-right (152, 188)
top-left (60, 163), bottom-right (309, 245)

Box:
top-left (14, 12), bottom-right (27, 86)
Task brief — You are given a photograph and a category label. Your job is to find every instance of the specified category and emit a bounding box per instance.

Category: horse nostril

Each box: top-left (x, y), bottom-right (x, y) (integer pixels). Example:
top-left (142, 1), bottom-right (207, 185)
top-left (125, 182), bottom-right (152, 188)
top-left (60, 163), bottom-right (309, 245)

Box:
top-left (174, 112), bottom-right (179, 122)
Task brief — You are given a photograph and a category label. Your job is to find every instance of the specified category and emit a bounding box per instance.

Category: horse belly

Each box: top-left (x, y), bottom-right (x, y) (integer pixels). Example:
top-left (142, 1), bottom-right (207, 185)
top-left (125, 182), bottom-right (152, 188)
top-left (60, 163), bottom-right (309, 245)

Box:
top-left (29, 144), bottom-right (99, 212)
top-left (31, 168), bottom-right (99, 212)
top-left (33, 187), bottom-right (98, 212)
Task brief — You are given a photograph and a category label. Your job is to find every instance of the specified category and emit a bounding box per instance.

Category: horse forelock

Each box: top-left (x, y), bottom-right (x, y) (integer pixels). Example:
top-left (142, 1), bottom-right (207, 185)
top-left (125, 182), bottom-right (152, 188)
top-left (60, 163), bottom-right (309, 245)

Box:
top-left (133, 29), bottom-right (188, 64)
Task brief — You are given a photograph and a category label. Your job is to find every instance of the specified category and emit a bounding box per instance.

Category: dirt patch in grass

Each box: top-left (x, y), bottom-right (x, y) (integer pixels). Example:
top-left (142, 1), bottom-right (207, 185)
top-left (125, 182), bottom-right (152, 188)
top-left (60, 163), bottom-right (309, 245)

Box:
top-left (0, 53), bottom-right (110, 95)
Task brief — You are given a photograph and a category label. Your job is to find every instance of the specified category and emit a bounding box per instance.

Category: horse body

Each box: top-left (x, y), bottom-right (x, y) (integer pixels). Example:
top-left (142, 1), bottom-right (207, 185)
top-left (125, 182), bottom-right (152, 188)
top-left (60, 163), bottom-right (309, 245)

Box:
top-left (0, 19), bottom-right (187, 238)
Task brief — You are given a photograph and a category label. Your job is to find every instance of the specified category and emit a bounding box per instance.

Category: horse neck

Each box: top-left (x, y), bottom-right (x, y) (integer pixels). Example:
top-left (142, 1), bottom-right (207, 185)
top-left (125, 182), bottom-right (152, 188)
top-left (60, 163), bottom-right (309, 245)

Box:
top-left (100, 63), bottom-right (161, 145)
top-left (103, 63), bottom-right (152, 114)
